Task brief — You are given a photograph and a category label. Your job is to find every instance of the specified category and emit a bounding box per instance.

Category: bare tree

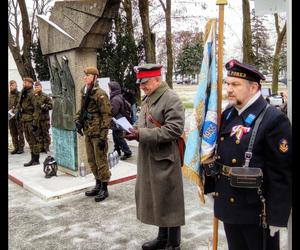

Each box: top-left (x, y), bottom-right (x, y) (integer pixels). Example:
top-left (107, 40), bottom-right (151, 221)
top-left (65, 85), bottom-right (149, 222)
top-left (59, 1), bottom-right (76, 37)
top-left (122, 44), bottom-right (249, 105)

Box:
top-left (242, 0), bottom-right (255, 65)
top-left (138, 0), bottom-right (156, 63)
top-left (159, 0), bottom-right (173, 88)
top-left (271, 14), bottom-right (286, 94)
top-left (8, 0), bottom-right (52, 80)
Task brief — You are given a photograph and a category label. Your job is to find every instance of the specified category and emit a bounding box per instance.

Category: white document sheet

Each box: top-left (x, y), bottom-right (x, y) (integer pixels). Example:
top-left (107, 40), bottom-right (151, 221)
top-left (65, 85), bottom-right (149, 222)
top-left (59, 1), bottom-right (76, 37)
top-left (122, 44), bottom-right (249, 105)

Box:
top-left (112, 117), bottom-right (133, 133)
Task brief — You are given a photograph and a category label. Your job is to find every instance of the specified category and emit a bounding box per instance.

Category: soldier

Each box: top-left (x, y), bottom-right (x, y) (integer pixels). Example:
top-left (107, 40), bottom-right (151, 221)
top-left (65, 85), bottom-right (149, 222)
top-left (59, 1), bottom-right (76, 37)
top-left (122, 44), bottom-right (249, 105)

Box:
top-left (75, 67), bottom-right (112, 202)
top-left (33, 81), bottom-right (53, 153)
top-left (205, 59), bottom-right (292, 250)
top-left (16, 77), bottom-right (41, 166)
top-left (8, 80), bottom-right (25, 154)
top-left (124, 64), bottom-right (185, 250)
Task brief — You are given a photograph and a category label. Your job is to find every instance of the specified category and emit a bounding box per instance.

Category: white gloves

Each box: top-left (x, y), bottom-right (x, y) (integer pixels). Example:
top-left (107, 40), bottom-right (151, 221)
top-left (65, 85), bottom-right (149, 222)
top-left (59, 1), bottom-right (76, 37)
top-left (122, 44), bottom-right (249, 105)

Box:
top-left (269, 226), bottom-right (285, 237)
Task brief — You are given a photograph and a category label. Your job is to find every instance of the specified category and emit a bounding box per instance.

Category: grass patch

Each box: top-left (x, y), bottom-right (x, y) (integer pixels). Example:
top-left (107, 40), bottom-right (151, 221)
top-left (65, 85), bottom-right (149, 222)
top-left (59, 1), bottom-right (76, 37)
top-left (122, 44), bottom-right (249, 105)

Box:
top-left (184, 102), bottom-right (194, 109)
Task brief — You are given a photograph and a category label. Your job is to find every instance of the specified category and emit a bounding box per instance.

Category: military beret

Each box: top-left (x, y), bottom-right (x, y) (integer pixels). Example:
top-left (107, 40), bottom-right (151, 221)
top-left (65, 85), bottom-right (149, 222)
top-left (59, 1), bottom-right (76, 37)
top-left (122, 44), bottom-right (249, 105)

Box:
top-left (84, 67), bottom-right (99, 76)
top-left (225, 59), bottom-right (265, 84)
top-left (23, 77), bottom-right (34, 84)
top-left (134, 63), bottom-right (163, 84)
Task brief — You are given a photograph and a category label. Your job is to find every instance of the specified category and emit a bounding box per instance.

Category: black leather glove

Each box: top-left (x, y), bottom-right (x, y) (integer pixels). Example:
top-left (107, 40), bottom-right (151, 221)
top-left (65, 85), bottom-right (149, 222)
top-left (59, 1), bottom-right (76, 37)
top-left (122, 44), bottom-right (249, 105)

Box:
top-left (98, 139), bottom-right (106, 150)
top-left (75, 121), bottom-right (83, 130)
top-left (123, 128), bottom-right (139, 141)
top-left (32, 124), bottom-right (38, 133)
top-left (75, 121), bottom-right (83, 136)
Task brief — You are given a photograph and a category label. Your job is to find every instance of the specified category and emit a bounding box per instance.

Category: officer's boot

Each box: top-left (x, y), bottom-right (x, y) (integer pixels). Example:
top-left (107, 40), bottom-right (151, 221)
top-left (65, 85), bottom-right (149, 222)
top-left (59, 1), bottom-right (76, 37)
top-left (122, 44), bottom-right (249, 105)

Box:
top-left (165, 227), bottom-right (181, 250)
top-left (142, 227), bottom-right (168, 250)
top-left (94, 182), bottom-right (109, 202)
top-left (11, 148), bottom-right (19, 154)
top-left (17, 148), bottom-right (24, 154)
top-left (85, 179), bottom-right (101, 197)
top-left (31, 153), bottom-right (40, 165)
top-left (24, 153), bottom-right (35, 167)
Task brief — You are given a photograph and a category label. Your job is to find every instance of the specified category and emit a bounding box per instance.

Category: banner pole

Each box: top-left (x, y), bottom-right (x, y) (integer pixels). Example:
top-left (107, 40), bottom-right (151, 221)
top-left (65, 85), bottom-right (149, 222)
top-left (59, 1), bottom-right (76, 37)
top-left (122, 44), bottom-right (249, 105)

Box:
top-left (213, 1), bottom-right (227, 250)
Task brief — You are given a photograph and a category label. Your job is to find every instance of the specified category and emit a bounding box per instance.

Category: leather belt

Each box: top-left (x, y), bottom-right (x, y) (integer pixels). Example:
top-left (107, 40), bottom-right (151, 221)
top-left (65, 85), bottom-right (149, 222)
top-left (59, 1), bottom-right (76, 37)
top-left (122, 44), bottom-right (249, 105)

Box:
top-left (215, 162), bottom-right (233, 176)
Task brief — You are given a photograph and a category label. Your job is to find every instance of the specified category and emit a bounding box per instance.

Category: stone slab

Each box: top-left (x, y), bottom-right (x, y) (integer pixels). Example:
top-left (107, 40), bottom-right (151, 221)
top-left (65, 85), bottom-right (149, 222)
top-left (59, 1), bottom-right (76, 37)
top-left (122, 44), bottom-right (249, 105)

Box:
top-left (9, 160), bottom-right (136, 201)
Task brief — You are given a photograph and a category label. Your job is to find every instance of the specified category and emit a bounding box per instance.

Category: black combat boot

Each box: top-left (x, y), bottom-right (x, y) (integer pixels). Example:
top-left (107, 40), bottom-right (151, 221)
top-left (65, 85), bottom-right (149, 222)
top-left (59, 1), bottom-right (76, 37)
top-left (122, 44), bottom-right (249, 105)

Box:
top-left (165, 227), bottom-right (181, 250)
top-left (11, 148), bottom-right (19, 154)
top-left (85, 179), bottom-right (101, 196)
top-left (94, 182), bottom-right (109, 202)
top-left (24, 153), bottom-right (35, 167)
top-left (17, 148), bottom-right (24, 154)
top-left (32, 154), bottom-right (40, 165)
top-left (142, 227), bottom-right (168, 250)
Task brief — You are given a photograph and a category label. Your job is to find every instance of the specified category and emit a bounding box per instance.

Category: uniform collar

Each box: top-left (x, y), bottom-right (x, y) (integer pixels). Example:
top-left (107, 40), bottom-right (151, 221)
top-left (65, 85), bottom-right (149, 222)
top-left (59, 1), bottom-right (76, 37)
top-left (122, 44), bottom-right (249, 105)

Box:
top-left (221, 95), bottom-right (267, 134)
top-left (146, 82), bottom-right (169, 106)
top-left (236, 91), bottom-right (261, 115)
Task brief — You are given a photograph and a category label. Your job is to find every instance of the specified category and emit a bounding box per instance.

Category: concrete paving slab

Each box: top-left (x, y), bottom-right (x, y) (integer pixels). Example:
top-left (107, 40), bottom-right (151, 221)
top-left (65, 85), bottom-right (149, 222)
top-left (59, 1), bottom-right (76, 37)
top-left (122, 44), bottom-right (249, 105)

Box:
top-left (9, 160), bottom-right (136, 201)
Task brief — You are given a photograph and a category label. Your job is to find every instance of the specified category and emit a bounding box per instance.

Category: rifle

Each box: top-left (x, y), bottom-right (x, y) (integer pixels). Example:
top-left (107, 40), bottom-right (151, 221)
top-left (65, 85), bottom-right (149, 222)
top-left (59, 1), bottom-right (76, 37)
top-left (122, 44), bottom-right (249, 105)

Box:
top-left (76, 87), bottom-right (92, 136)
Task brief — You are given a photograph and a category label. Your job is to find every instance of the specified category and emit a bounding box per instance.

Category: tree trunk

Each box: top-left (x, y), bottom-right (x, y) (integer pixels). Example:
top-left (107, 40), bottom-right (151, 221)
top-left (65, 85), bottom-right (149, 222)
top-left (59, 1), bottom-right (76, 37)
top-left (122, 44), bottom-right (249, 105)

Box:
top-left (138, 0), bottom-right (156, 63)
top-left (164, 0), bottom-right (173, 88)
top-left (10, 0), bottom-right (36, 80)
top-left (122, 0), bottom-right (135, 42)
top-left (242, 0), bottom-right (255, 65)
top-left (272, 15), bottom-right (286, 94)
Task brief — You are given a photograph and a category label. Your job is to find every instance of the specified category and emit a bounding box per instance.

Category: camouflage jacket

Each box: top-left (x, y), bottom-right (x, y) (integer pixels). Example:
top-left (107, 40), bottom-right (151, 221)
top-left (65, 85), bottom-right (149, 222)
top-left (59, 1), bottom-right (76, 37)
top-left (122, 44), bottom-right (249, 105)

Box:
top-left (33, 91), bottom-right (53, 121)
top-left (75, 82), bottom-right (112, 139)
top-left (16, 87), bottom-right (38, 125)
top-left (8, 90), bottom-right (20, 112)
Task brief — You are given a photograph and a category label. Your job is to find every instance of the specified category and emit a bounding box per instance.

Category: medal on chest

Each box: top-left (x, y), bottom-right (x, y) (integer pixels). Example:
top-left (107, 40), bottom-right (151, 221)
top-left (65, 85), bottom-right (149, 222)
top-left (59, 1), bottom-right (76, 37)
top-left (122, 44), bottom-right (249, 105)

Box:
top-left (230, 125), bottom-right (251, 141)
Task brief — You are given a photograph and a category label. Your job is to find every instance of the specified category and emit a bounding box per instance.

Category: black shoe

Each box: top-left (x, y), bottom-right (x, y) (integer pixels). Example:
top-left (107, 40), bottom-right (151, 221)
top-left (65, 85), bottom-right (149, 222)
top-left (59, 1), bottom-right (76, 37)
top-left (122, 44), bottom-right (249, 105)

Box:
top-left (17, 149), bottom-right (24, 154)
top-left (142, 238), bottom-right (167, 250)
top-left (94, 182), bottom-right (109, 202)
top-left (11, 148), bottom-right (19, 154)
top-left (94, 189), bottom-right (109, 202)
top-left (120, 152), bottom-right (132, 160)
top-left (85, 180), bottom-right (101, 196)
top-left (165, 245), bottom-right (180, 250)
top-left (24, 160), bottom-right (39, 167)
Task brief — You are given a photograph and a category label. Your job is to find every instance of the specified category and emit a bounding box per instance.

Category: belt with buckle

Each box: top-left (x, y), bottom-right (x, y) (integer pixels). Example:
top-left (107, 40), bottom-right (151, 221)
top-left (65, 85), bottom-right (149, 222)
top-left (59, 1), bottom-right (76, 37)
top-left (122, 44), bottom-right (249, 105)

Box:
top-left (215, 162), bottom-right (232, 176)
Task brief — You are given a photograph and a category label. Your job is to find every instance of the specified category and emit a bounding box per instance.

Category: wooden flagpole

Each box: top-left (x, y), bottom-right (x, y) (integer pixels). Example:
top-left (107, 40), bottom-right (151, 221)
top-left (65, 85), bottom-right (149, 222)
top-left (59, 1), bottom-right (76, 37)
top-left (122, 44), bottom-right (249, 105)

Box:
top-left (213, 1), bottom-right (227, 250)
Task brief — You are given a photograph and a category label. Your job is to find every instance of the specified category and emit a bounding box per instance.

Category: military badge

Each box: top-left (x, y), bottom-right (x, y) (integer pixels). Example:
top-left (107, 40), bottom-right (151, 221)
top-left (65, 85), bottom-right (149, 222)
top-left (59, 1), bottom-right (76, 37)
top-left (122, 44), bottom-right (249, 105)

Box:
top-left (279, 139), bottom-right (288, 153)
top-left (230, 125), bottom-right (250, 140)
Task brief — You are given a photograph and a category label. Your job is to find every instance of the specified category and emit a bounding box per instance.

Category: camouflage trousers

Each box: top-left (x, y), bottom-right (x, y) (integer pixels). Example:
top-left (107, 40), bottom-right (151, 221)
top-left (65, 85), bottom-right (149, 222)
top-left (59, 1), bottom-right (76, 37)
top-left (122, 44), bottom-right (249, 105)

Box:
top-left (38, 119), bottom-right (51, 150)
top-left (22, 121), bottom-right (41, 154)
top-left (9, 118), bottom-right (25, 150)
top-left (85, 136), bottom-right (111, 182)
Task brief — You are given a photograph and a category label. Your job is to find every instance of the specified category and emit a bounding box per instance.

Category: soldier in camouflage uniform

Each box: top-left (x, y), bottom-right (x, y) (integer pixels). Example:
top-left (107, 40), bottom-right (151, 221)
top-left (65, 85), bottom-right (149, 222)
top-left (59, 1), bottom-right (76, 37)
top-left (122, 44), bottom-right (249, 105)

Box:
top-left (33, 81), bottom-right (53, 153)
top-left (75, 67), bottom-right (112, 202)
top-left (8, 80), bottom-right (25, 154)
top-left (16, 77), bottom-right (41, 166)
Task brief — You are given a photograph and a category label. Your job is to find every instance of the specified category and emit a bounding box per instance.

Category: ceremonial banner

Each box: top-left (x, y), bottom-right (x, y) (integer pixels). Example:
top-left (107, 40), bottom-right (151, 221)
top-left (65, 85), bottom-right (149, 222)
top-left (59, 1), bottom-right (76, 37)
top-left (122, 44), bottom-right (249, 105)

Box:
top-left (182, 19), bottom-right (218, 203)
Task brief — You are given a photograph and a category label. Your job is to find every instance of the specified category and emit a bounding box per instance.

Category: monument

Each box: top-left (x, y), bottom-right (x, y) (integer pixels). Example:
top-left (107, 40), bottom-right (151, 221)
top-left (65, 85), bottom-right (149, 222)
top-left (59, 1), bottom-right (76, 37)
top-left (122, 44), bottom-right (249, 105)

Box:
top-left (37, 0), bottom-right (120, 175)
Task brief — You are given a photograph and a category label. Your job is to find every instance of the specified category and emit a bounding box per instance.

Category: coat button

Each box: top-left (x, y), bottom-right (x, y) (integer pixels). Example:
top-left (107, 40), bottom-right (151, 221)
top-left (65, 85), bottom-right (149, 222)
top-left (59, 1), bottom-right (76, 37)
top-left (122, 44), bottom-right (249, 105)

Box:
top-left (229, 197), bottom-right (235, 203)
top-left (220, 137), bottom-right (224, 141)
top-left (212, 192), bottom-right (219, 198)
top-left (231, 159), bottom-right (237, 164)
top-left (217, 155), bottom-right (221, 160)
top-left (235, 140), bottom-right (240, 144)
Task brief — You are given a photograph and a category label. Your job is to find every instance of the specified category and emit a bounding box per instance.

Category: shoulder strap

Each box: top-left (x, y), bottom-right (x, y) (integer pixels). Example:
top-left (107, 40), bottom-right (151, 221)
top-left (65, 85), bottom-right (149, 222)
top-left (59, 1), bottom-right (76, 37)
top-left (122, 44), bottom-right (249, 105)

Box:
top-left (244, 104), bottom-right (270, 167)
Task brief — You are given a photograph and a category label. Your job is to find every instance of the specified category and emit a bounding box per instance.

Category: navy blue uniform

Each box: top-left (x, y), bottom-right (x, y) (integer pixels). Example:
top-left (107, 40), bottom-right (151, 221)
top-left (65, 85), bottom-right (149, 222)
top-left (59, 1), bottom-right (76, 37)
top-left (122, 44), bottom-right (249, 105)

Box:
top-left (212, 96), bottom-right (292, 250)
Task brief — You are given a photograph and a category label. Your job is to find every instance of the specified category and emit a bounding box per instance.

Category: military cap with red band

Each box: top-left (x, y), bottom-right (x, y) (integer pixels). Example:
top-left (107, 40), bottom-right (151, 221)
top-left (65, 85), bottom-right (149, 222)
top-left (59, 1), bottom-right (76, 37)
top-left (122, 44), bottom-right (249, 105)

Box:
top-left (134, 63), bottom-right (163, 84)
top-left (225, 59), bottom-right (265, 84)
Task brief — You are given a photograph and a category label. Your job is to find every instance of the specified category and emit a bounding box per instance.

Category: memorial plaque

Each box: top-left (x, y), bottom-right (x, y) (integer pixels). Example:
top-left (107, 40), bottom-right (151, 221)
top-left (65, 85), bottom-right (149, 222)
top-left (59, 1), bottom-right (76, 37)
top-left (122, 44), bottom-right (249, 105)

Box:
top-left (52, 127), bottom-right (77, 171)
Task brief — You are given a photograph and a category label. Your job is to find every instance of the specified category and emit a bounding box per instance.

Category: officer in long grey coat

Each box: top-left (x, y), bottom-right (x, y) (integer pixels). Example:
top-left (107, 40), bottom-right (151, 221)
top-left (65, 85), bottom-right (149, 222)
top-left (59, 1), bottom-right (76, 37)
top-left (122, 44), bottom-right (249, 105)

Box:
top-left (205, 59), bottom-right (292, 250)
top-left (124, 64), bottom-right (185, 250)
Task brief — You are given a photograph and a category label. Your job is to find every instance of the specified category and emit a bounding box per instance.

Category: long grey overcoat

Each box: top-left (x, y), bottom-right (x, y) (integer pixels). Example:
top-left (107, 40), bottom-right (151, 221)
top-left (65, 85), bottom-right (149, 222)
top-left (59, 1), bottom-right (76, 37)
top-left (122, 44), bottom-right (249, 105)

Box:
top-left (136, 82), bottom-right (185, 227)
